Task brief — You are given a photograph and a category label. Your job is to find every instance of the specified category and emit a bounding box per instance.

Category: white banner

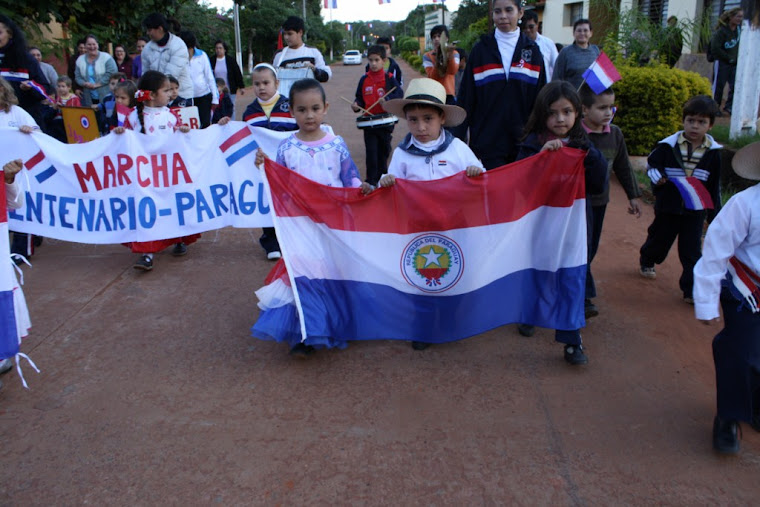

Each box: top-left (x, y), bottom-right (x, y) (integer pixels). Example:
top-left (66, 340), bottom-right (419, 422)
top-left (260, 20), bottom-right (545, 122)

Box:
top-left (0, 122), bottom-right (300, 244)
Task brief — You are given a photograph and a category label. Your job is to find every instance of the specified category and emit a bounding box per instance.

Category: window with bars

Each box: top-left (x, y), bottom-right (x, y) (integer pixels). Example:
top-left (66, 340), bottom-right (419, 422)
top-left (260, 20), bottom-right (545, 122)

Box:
top-left (563, 2), bottom-right (584, 26)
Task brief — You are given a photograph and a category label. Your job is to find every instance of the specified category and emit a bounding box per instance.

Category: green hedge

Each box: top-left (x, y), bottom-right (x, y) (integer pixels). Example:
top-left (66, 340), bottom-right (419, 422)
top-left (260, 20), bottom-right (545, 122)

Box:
top-left (400, 51), bottom-right (425, 76)
top-left (614, 65), bottom-right (712, 155)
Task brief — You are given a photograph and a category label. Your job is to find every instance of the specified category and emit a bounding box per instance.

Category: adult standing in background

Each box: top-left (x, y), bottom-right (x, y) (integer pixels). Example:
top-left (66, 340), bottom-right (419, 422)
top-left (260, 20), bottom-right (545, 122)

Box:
top-left (522, 9), bottom-right (558, 81)
top-left (29, 47), bottom-right (58, 95)
top-left (661, 16), bottom-right (683, 67)
top-left (710, 7), bottom-right (742, 115)
top-left (141, 13), bottom-right (193, 100)
top-left (553, 18), bottom-right (600, 89)
top-left (132, 37), bottom-right (148, 79)
top-left (75, 34), bottom-right (117, 107)
top-left (179, 31), bottom-right (219, 128)
top-left (67, 38), bottom-right (86, 95)
top-left (211, 40), bottom-right (245, 119)
top-left (113, 44), bottom-right (133, 79)
top-left (457, 0), bottom-right (546, 168)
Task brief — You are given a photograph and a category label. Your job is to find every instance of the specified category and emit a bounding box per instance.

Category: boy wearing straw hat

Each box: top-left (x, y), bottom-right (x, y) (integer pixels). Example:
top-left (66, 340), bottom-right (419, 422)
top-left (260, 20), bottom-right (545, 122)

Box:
top-left (380, 78), bottom-right (484, 350)
top-left (694, 141), bottom-right (760, 455)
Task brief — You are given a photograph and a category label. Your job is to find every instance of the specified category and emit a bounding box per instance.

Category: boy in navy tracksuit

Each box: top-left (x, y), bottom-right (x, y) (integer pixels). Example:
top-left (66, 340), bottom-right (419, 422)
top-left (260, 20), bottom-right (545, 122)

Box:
top-left (352, 45), bottom-right (403, 186)
top-left (639, 95), bottom-right (722, 302)
top-left (242, 63), bottom-right (299, 259)
top-left (457, 27), bottom-right (546, 169)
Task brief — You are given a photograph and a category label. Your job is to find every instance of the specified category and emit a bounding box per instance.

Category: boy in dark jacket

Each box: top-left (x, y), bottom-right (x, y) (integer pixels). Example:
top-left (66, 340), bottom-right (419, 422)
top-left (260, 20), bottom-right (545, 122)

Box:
top-left (351, 45), bottom-right (403, 186)
top-left (639, 95), bottom-right (722, 303)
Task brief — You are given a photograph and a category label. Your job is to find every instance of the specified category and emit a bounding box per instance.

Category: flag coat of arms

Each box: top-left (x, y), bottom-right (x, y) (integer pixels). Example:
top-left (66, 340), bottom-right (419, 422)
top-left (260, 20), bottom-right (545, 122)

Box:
top-left (254, 149), bottom-right (588, 347)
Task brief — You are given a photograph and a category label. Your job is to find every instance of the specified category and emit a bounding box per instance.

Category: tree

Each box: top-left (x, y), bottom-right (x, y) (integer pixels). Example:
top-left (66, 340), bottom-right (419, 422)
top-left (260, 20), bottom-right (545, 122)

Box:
top-left (451, 0), bottom-right (488, 34)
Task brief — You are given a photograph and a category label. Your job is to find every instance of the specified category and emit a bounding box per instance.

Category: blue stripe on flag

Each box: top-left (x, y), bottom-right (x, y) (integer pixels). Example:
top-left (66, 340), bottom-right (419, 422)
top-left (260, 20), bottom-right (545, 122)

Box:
top-left (0, 290), bottom-right (19, 359)
top-left (35, 165), bottom-right (57, 183)
top-left (583, 72), bottom-right (607, 95)
top-left (226, 140), bottom-right (259, 166)
top-left (286, 266), bottom-right (586, 344)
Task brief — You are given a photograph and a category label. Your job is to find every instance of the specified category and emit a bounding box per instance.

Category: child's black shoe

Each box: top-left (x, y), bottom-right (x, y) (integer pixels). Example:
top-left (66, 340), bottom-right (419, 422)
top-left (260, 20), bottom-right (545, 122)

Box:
top-left (172, 242), bottom-right (188, 256)
top-left (133, 255), bottom-right (153, 271)
top-left (289, 343), bottom-right (315, 358)
top-left (564, 344), bottom-right (588, 365)
top-left (713, 416), bottom-right (740, 454)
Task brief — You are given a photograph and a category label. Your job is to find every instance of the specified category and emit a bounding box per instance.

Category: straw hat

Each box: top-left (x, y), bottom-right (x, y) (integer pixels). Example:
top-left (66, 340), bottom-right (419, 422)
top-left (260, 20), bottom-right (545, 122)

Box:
top-left (732, 141), bottom-right (760, 181)
top-left (382, 78), bottom-right (467, 127)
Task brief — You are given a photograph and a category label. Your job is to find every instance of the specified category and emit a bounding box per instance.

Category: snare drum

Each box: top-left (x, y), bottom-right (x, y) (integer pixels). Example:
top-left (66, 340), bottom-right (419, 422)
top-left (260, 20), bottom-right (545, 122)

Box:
top-left (356, 113), bottom-right (399, 130)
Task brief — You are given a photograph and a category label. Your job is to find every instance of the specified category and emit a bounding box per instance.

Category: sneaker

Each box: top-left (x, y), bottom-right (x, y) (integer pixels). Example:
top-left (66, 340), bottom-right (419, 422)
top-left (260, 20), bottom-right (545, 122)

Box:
top-left (564, 344), bottom-right (588, 365)
top-left (723, 107), bottom-right (732, 115)
top-left (133, 255), bottom-right (153, 271)
top-left (289, 343), bottom-right (315, 358)
top-left (585, 299), bottom-right (599, 319)
top-left (517, 324), bottom-right (535, 337)
top-left (267, 250), bottom-right (282, 260)
top-left (411, 341), bottom-right (430, 350)
top-left (640, 266), bottom-right (656, 279)
top-left (171, 242), bottom-right (187, 256)
top-left (683, 296), bottom-right (695, 305)
top-left (0, 358), bottom-right (12, 375)
top-left (713, 416), bottom-right (740, 454)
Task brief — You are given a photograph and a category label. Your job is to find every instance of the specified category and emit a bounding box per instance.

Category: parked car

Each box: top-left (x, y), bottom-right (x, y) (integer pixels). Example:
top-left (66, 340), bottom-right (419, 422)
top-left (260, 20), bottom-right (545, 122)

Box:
top-left (343, 50), bottom-right (362, 65)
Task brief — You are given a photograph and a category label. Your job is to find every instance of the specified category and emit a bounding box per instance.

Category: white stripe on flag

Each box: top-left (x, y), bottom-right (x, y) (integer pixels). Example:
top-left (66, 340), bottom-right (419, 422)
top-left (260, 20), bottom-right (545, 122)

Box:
top-left (276, 201), bottom-right (588, 297)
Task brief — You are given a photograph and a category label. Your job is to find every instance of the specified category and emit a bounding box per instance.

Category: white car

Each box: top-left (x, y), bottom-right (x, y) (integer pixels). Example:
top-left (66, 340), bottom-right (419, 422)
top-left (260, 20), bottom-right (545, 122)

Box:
top-left (343, 50), bottom-right (362, 65)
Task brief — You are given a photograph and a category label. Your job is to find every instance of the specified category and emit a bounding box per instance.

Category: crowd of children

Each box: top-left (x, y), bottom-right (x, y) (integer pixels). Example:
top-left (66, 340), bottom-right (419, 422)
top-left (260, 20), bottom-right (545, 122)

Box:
top-left (5, 9), bottom-right (760, 458)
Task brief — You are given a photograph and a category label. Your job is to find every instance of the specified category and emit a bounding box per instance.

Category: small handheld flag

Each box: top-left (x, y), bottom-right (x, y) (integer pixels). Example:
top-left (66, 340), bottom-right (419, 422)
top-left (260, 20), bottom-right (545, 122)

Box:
top-left (581, 51), bottom-right (621, 94)
top-left (27, 81), bottom-right (54, 104)
top-left (669, 176), bottom-right (714, 210)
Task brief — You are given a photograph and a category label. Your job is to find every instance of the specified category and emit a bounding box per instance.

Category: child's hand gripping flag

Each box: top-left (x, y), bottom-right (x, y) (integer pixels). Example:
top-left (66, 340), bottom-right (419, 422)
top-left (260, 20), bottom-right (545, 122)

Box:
top-left (581, 51), bottom-right (621, 94)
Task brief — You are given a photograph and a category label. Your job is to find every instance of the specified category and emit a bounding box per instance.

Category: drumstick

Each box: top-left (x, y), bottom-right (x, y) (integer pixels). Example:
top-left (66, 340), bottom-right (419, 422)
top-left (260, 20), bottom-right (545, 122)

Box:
top-left (340, 96), bottom-right (372, 116)
top-left (365, 86), bottom-right (397, 113)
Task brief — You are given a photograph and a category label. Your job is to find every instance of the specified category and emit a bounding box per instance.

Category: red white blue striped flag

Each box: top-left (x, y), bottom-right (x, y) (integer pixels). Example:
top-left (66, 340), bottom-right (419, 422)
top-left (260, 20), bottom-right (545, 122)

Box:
top-left (581, 51), bottom-right (621, 94)
top-left (257, 148), bottom-right (588, 345)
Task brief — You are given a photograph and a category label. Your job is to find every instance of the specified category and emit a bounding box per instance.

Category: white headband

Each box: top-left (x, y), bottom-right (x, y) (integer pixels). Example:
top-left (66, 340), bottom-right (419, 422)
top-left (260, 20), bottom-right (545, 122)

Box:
top-left (253, 63), bottom-right (278, 79)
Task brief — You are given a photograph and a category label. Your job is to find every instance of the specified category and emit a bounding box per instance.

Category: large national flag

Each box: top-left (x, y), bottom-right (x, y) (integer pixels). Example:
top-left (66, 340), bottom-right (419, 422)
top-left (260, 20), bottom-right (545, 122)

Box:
top-left (0, 171), bottom-right (20, 358)
top-left (0, 169), bottom-right (35, 386)
top-left (323, 0), bottom-right (337, 7)
top-left (262, 148), bottom-right (588, 345)
top-left (581, 51), bottom-right (621, 93)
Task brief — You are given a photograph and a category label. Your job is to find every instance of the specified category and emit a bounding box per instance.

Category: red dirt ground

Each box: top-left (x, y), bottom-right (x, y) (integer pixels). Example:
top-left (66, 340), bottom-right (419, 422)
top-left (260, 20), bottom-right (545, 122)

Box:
top-left (1, 59), bottom-right (758, 504)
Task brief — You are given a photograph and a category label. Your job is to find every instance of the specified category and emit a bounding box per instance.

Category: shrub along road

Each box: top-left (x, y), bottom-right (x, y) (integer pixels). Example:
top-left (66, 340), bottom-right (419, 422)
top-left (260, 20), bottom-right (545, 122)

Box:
top-left (1, 59), bottom-right (758, 504)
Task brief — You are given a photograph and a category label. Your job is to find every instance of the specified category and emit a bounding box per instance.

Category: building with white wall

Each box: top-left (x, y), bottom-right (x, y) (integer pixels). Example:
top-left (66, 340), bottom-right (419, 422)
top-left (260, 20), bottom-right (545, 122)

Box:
top-left (537, 0), bottom-right (742, 52)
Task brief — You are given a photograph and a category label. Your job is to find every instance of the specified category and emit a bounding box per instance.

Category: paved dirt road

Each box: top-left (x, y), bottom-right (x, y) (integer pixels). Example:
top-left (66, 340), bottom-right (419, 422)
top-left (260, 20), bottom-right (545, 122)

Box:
top-left (1, 59), bottom-right (759, 504)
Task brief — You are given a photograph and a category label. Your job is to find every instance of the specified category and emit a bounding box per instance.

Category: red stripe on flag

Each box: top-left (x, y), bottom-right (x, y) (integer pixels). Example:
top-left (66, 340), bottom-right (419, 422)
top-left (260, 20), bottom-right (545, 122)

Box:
top-left (24, 150), bottom-right (44, 170)
top-left (219, 126), bottom-right (251, 152)
top-left (264, 148), bottom-right (587, 233)
top-left (687, 176), bottom-right (714, 209)
top-left (596, 52), bottom-right (621, 82)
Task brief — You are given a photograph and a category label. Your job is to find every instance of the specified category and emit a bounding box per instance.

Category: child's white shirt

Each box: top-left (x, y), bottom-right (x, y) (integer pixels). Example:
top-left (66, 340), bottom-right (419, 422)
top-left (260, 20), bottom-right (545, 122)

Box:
top-left (694, 184), bottom-right (760, 320)
top-left (387, 132), bottom-right (482, 181)
top-left (0, 105), bottom-right (38, 129)
top-left (127, 106), bottom-right (177, 135)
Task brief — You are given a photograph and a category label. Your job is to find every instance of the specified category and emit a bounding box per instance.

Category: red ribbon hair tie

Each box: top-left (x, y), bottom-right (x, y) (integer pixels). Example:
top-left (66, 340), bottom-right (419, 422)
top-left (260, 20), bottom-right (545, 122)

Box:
top-left (135, 89), bottom-right (151, 103)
